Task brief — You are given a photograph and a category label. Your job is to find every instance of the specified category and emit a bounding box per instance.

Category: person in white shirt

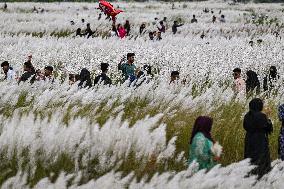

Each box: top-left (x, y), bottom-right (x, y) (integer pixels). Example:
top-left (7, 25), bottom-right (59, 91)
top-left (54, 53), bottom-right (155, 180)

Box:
top-left (44, 66), bottom-right (54, 82)
top-left (1, 61), bottom-right (15, 80)
top-left (233, 68), bottom-right (246, 93)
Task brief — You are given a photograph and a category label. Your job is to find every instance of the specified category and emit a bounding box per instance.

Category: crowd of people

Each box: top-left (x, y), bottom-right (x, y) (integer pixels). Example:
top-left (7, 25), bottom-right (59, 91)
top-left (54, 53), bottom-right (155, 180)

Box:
top-left (73, 8), bottom-right (227, 41)
top-left (232, 66), bottom-right (279, 95)
top-left (0, 52), bottom-right (281, 92)
top-left (0, 53), bottom-right (155, 88)
top-left (1, 55), bottom-right (283, 179)
top-left (1, 2), bottom-right (283, 180)
top-left (189, 98), bottom-right (284, 179)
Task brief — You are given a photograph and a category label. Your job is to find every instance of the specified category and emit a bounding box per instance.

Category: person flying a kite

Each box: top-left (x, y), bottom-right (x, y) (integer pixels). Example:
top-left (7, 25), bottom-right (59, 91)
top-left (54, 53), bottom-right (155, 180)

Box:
top-left (98, 0), bottom-right (123, 22)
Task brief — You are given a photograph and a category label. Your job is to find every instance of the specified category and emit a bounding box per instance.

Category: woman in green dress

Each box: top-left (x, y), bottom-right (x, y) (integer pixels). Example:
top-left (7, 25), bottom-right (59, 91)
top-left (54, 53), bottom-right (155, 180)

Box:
top-left (189, 116), bottom-right (217, 170)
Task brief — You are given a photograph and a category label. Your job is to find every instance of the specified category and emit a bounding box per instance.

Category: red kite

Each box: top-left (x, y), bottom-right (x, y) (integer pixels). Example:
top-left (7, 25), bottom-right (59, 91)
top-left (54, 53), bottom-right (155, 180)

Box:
top-left (98, 0), bottom-right (123, 22)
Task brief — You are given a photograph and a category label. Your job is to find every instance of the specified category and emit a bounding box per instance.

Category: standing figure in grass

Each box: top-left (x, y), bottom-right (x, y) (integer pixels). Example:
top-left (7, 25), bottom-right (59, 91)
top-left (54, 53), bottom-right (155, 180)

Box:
top-left (44, 66), bottom-right (54, 82)
top-left (78, 68), bottom-right (92, 88)
top-left (3, 2), bottom-right (7, 11)
top-left (157, 21), bottom-right (166, 33)
top-left (84, 23), bottom-right (94, 38)
top-left (243, 98), bottom-right (273, 178)
top-left (19, 61), bottom-right (36, 84)
top-left (170, 71), bottom-right (179, 84)
top-left (118, 53), bottom-right (137, 82)
top-left (263, 66), bottom-right (279, 92)
top-left (117, 24), bottom-right (126, 38)
top-left (189, 116), bottom-right (222, 171)
top-left (1, 61), bottom-right (15, 80)
top-left (232, 68), bottom-right (245, 94)
top-left (278, 104), bottom-right (284, 161)
top-left (124, 20), bottom-right (131, 36)
top-left (246, 70), bottom-right (260, 95)
top-left (94, 63), bottom-right (112, 86)
top-left (139, 23), bottom-right (146, 35)
top-left (172, 20), bottom-right (183, 35)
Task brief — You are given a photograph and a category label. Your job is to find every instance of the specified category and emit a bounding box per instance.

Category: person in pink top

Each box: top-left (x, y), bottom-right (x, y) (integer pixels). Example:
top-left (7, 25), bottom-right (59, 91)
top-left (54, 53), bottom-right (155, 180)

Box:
top-left (117, 24), bottom-right (126, 38)
top-left (233, 68), bottom-right (246, 93)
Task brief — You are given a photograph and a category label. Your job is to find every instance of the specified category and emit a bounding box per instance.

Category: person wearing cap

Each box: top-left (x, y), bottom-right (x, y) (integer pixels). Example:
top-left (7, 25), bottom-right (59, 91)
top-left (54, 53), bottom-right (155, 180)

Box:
top-left (278, 104), bottom-right (284, 161)
top-left (94, 63), bottom-right (112, 85)
top-left (1, 61), bottom-right (15, 80)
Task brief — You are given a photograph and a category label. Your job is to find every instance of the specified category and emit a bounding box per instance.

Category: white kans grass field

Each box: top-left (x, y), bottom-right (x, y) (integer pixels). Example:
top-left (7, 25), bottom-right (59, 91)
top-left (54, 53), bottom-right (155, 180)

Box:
top-left (0, 1), bottom-right (284, 188)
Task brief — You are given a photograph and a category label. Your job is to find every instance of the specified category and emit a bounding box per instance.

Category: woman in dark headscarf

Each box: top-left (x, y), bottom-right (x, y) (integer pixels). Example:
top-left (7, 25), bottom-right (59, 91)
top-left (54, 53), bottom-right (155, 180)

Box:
top-left (263, 66), bottom-right (279, 91)
top-left (188, 116), bottom-right (217, 170)
top-left (246, 70), bottom-right (260, 95)
top-left (243, 98), bottom-right (273, 178)
top-left (78, 68), bottom-right (92, 88)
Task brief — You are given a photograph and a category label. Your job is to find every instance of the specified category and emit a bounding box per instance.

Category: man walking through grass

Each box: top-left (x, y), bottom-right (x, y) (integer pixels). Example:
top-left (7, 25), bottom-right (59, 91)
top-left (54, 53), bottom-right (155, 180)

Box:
top-left (118, 53), bottom-right (137, 82)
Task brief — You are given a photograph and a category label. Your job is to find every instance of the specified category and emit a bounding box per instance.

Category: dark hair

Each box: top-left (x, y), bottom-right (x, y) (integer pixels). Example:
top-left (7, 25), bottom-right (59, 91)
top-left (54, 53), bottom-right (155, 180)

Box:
top-left (269, 66), bottom-right (277, 78)
top-left (75, 74), bottom-right (80, 81)
top-left (246, 70), bottom-right (258, 80)
top-left (171, 71), bottom-right (179, 77)
top-left (78, 68), bottom-right (92, 88)
top-left (233, 68), bottom-right (241, 73)
top-left (193, 14), bottom-right (196, 17)
top-left (76, 28), bottom-right (81, 35)
top-left (246, 70), bottom-right (260, 93)
top-left (1, 61), bottom-right (9, 67)
top-left (249, 98), bottom-right (263, 112)
top-left (127, 53), bottom-right (135, 59)
top-left (101, 63), bottom-right (109, 72)
top-left (69, 74), bottom-right (75, 81)
top-left (159, 21), bottom-right (163, 25)
top-left (45, 66), bottom-right (53, 72)
top-left (24, 61), bottom-right (33, 69)
top-left (190, 116), bottom-right (214, 144)
top-left (143, 65), bottom-right (152, 75)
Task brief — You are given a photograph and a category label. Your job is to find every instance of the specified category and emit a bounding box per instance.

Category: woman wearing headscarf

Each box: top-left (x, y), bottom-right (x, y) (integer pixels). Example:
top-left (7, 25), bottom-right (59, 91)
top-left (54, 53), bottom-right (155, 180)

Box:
top-left (78, 68), bottom-right (92, 88)
top-left (189, 116), bottom-right (218, 170)
top-left (278, 104), bottom-right (284, 160)
top-left (246, 70), bottom-right (260, 95)
top-left (263, 66), bottom-right (279, 91)
top-left (243, 98), bottom-right (273, 178)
